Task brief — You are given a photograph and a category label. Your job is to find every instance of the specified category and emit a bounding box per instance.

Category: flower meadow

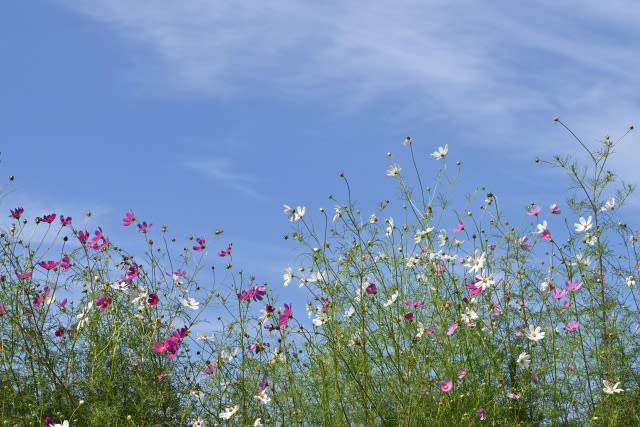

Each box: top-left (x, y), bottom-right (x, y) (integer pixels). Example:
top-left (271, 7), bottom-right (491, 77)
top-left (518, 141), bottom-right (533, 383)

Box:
top-left (1, 121), bottom-right (640, 426)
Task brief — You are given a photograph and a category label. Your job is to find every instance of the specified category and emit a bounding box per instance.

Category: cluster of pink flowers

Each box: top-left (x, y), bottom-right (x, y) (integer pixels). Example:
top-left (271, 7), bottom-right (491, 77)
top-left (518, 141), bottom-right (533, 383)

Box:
top-left (152, 326), bottom-right (189, 360)
top-left (239, 284), bottom-right (267, 302)
top-left (78, 227), bottom-right (110, 251)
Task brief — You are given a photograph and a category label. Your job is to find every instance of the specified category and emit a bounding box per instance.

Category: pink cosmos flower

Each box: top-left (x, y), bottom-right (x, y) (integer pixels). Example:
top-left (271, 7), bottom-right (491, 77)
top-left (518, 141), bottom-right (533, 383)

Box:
top-left (202, 363), bottom-right (216, 376)
top-left (54, 327), bottom-right (65, 337)
top-left (366, 283), bottom-right (377, 294)
top-left (147, 293), bottom-right (159, 306)
top-left (56, 298), bottom-right (68, 309)
top-left (519, 236), bottom-right (532, 251)
top-left (152, 326), bottom-right (189, 359)
top-left (38, 260), bottom-right (59, 270)
top-left (279, 304), bottom-right (293, 330)
top-left (404, 299), bottom-right (425, 308)
top-left (0, 304), bottom-right (7, 316)
top-left (192, 237), bottom-right (206, 251)
top-left (404, 312), bottom-right (414, 321)
top-left (476, 407), bottom-right (488, 420)
top-left (16, 271), bottom-right (32, 280)
top-left (77, 230), bottom-right (89, 244)
top-left (536, 220), bottom-right (552, 240)
top-left (137, 221), bottom-right (153, 233)
top-left (239, 284), bottom-right (267, 302)
top-left (439, 379), bottom-right (453, 392)
top-left (549, 204), bottom-right (561, 215)
top-left (566, 279), bottom-right (583, 292)
top-left (550, 288), bottom-right (568, 300)
top-left (33, 287), bottom-right (51, 308)
top-left (123, 211), bottom-right (136, 226)
top-left (467, 282), bottom-right (485, 296)
top-left (87, 227), bottom-right (109, 251)
top-left (60, 256), bottom-right (71, 272)
top-left (95, 294), bottom-right (113, 311)
top-left (218, 243), bottom-right (233, 257)
top-left (458, 367), bottom-right (468, 379)
top-left (9, 207), bottom-right (24, 219)
top-left (565, 320), bottom-right (580, 332)
top-left (453, 219), bottom-right (465, 233)
top-left (527, 205), bottom-right (541, 216)
top-left (60, 215), bottom-right (72, 226)
top-left (447, 322), bottom-right (458, 336)
top-left (123, 263), bottom-right (139, 282)
top-left (40, 213), bottom-right (56, 224)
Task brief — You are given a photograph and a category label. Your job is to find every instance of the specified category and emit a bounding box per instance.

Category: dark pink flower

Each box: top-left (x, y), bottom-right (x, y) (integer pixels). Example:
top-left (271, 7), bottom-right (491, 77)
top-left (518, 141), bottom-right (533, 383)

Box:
top-left (123, 263), bottom-right (139, 282)
top-left (0, 304), bottom-right (7, 316)
top-left (137, 221), bottom-right (153, 233)
top-left (43, 416), bottom-right (55, 427)
top-left (123, 211), bottom-right (136, 226)
top-left (60, 256), bottom-right (71, 272)
top-left (9, 207), bottom-right (24, 219)
top-left (467, 282), bottom-right (485, 296)
top-left (60, 215), bottom-right (72, 226)
top-left (147, 293), bottom-right (159, 306)
top-left (38, 260), bottom-right (59, 271)
top-left (366, 283), bottom-right (378, 294)
top-left (41, 213), bottom-right (56, 224)
top-left (218, 243), bottom-right (233, 257)
top-left (453, 219), bottom-right (465, 233)
top-left (95, 294), bottom-right (113, 311)
top-left (279, 304), bottom-right (292, 330)
top-left (439, 379), bottom-right (453, 392)
top-left (202, 363), bottom-right (216, 376)
top-left (16, 271), bottom-right (32, 280)
top-left (87, 227), bottom-right (109, 251)
top-left (77, 230), bottom-right (89, 244)
top-left (239, 284), bottom-right (267, 302)
top-left (192, 237), bottom-right (206, 251)
top-left (56, 298), bottom-right (68, 309)
top-left (404, 312), bottom-right (414, 321)
top-left (54, 327), bottom-right (65, 337)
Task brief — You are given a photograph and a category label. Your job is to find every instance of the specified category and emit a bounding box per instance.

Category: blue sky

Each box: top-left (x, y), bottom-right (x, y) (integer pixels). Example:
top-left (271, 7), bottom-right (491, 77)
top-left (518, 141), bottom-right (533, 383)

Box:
top-left (1, 1), bottom-right (639, 293)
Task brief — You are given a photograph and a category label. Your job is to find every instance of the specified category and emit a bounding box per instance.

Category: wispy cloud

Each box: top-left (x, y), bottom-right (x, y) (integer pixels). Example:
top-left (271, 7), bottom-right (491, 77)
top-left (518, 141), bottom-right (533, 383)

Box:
top-left (60, 0), bottom-right (640, 179)
top-left (183, 157), bottom-right (263, 200)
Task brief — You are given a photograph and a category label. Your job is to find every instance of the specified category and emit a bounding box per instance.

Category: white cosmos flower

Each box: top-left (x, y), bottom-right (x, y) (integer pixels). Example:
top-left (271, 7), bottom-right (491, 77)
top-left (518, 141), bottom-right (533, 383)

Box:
top-left (431, 144), bottom-right (448, 160)
top-left (516, 352), bottom-right (531, 369)
top-left (180, 297), bottom-right (200, 310)
top-left (283, 267), bottom-right (293, 287)
top-left (219, 405), bottom-right (239, 420)
top-left (386, 164), bottom-right (401, 176)
top-left (383, 291), bottom-right (399, 308)
top-left (254, 390), bottom-right (271, 404)
top-left (574, 216), bottom-right (593, 233)
top-left (414, 227), bottom-right (434, 244)
top-left (601, 197), bottom-right (615, 211)
top-left (626, 276), bottom-right (636, 287)
top-left (526, 325), bottom-right (545, 343)
top-left (602, 380), bottom-right (624, 394)
top-left (464, 250), bottom-right (486, 274)
top-left (53, 422), bottom-right (69, 427)
top-left (283, 205), bottom-right (306, 221)
top-left (111, 281), bottom-right (128, 291)
top-left (254, 419), bottom-right (264, 427)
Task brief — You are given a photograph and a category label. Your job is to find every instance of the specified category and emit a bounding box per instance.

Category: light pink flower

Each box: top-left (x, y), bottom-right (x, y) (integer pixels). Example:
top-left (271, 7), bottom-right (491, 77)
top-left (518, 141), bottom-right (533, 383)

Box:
top-left (565, 320), bottom-right (580, 332)
top-left (566, 279), bottom-right (583, 292)
top-left (447, 322), bottom-right (458, 336)
top-left (549, 204), bottom-right (561, 215)
top-left (453, 219), bottom-right (465, 233)
top-left (439, 379), bottom-right (453, 392)
top-left (527, 205), bottom-right (541, 216)
top-left (123, 211), bottom-right (136, 226)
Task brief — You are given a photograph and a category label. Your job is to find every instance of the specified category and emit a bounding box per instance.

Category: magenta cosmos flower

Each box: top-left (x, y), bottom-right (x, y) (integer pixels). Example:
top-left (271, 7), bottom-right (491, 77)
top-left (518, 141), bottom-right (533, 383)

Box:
top-left (565, 320), bottom-right (580, 332)
top-left (439, 379), bottom-right (453, 392)
top-left (9, 207), bottom-right (24, 219)
top-left (123, 211), bottom-right (136, 226)
top-left (192, 237), bottom-right (206, 251)
top-left (239, 284), bottom-right (267, 302)
top-left (279, 304), bottom-right (293, 330)
top-left (453, 219), bottom-right (465, 233)
top-left (476, 407), bottom-right (488, 420)
top-left (366, 283), bottom-right (377, 294)
top-left (95, 294), bottom-right (113, 312)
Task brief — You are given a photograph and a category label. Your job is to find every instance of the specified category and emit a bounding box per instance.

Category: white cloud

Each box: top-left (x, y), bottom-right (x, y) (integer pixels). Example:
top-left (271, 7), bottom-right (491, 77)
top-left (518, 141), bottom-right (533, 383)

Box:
top-left (183, 157), bottom-right (262, 199)
top-left (60, 0), bottom-right (640, 182)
